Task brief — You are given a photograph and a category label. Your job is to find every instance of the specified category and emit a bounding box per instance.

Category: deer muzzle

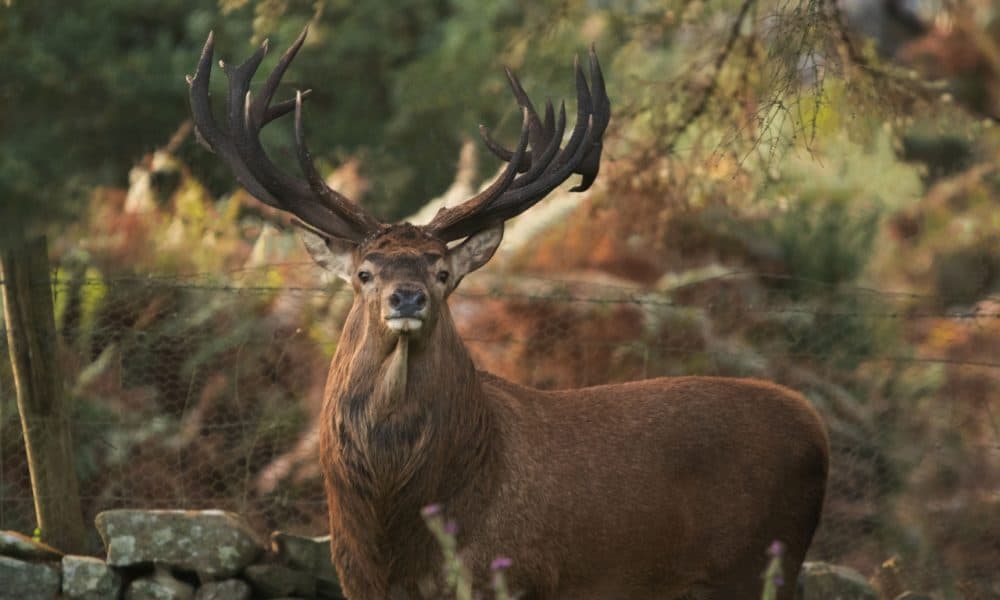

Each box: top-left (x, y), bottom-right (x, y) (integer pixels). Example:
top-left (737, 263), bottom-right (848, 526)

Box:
top-left (385, 286), bottom-right (427, 332)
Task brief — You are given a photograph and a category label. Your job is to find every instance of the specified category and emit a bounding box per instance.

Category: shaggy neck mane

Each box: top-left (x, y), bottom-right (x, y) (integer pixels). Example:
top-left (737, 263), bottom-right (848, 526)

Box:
top-left (320, 302), bottom-right (499, 592)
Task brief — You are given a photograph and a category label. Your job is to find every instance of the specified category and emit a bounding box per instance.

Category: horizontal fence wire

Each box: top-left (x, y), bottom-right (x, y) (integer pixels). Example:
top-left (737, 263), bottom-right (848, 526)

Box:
top-left (1, 272), bottom-right (997, 593)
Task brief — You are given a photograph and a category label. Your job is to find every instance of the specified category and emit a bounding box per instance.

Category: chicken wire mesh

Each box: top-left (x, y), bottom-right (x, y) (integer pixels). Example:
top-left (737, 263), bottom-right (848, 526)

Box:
top-left (1, 272), bottom-right (998, 595)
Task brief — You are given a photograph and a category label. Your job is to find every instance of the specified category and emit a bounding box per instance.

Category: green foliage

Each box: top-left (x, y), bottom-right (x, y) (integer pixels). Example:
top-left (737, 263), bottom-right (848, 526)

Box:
top-left (0, 0), bottom-right (229, 246)
top-left (760, 541), bottom-right (784, 600)
top-left (704, 194), bottom-right (893, 369)
top-left (1, 0), bottom-right (626, 241)
top-left (68, 392), bottom-right (121, 482)
top-left (694, 183), bottom-right (882, 297)
top-left (422, 505), bottom-right (474, 600)
top-left (764, 195), bottom-right (881, 294)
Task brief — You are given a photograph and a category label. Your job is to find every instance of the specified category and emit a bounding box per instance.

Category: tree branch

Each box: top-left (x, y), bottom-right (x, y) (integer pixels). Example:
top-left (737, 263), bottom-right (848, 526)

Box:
top-left (665, 0), bottom-right (757, 154)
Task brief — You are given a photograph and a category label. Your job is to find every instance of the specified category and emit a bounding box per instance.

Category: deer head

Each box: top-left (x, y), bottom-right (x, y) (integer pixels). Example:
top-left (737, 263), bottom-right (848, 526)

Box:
top-left (187, 28), bottom-right (609, 342)
top-left (299, 223), bottom-right (502, 340)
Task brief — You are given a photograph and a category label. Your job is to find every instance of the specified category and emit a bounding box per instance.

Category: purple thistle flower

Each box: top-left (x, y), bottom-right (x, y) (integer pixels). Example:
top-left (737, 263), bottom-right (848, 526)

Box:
top-left (444, 520), bottom-right (459, 536)
top-left (774, 574), bottom-right (785, 588)
top-left (421, 503), bottom-right (442, 518)
top-left (767, 540), bottom-right (785, 558)
top-left (491, 557), bottom-right (513, 571)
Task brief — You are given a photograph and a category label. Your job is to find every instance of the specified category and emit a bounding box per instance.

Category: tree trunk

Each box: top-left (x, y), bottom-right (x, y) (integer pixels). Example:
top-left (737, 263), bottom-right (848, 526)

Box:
top-left (1, 234), bottom-right (87, 553)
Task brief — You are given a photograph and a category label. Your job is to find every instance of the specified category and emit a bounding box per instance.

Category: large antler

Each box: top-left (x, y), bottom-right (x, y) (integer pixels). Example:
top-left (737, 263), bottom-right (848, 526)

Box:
top-left (187, 29), bottom-right (382, 241)
top-left (424, 48), bottom-right (610, 242)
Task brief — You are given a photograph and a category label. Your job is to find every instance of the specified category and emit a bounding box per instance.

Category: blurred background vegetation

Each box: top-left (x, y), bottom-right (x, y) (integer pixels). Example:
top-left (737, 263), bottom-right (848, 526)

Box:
top-left (1, 0), bottom-right (998, 597)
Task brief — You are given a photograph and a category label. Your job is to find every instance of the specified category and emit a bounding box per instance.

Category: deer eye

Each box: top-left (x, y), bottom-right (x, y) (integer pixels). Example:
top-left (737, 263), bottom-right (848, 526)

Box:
top-left (436, 270), bottom-right (450, 284)
top-left (357, 270), bottom-right (373, 283)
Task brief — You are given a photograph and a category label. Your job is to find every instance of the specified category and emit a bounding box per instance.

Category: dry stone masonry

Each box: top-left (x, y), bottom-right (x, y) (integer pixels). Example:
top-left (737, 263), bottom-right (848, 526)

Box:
top-left (0, 510), bottom-right (344, 600)
top-left (0, 510), bottom-right (887, 599)
top-left (97, 510), bottom-right (264, 580)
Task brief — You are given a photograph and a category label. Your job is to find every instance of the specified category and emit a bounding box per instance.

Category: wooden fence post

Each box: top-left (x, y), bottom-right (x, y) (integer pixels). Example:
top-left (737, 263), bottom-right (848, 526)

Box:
top-left (1, 234), bottom-right (87, 553)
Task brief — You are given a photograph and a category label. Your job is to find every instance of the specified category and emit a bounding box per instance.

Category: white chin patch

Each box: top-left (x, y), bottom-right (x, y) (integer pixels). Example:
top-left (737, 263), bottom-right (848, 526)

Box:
top-left (386, 318), bottom-right (423, 332)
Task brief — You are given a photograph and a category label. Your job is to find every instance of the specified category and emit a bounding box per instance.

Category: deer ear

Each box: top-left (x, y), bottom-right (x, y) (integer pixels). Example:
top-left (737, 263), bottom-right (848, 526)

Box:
top-left (297, 228), bottom-right (357, 282)
top-left (449, 224), bottom-right (504, 280)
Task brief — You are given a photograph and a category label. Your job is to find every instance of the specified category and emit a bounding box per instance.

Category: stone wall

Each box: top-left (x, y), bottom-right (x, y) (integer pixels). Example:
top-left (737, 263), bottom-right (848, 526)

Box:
top-left (0, 509), bottom-right (343, 600)
top-left (0, 508), bottom-right (889, 599)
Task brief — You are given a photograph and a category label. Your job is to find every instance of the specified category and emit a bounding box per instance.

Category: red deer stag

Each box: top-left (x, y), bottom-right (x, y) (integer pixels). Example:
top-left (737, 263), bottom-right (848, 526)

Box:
top-left (189, 29), bottom-right (829, 600)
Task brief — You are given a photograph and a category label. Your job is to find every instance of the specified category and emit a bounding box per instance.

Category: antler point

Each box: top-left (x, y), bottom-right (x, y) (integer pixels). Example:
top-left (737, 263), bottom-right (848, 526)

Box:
top-left (294, 25), bottom-right (310, 45)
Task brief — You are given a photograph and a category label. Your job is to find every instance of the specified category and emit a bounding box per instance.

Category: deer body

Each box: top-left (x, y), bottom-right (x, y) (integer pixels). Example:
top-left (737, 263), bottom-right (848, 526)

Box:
top-left (319, 257), bottom-right (828, 599)
top-left (483, 376), bottom-right (826, 600)
top-left (189, 30), bottom-right (828, 600)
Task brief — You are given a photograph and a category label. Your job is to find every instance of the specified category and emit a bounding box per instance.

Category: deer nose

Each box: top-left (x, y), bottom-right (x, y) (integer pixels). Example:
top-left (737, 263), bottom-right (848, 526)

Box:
top-left (388, 287), bottom-right (427, 317)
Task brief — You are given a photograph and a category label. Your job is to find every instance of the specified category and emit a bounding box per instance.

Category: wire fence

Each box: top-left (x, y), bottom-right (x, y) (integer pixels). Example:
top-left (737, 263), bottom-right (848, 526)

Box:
top-left (1, 271), bottom-right (998, 595)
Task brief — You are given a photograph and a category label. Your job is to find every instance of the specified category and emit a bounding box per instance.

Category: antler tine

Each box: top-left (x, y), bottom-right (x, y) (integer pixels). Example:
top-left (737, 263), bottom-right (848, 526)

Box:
top-left (571, 46), bottom-right (611, 192)
top-left (188, 32), bottom-right (282, 207)
top-left (589, 45), bottom-right (610, 125)
top-left (477, 70), bottom-right (556, 174)
top-left (437, 115), bottom-right (597, 241)
top-left (234, 34), bottom-right (381, 236)
top-left (491, 55), bottom-right (591, 194)
top-left (426, 108), bottom-right (533, 231)
top-left (294, 91), bottom-right (382, 234)
top-left (507, 101), bottom-right (567, 190)
top-left (542, 99), bottom-right (556, 140)
top-left (464, 107), bottom-right (533, 208)
top-left (262, 89), bottom-right (311, 125)
top-left (248, 29), bottom-right (312, 127)
top-left (294, 90), bottom-right (328, 196)
top-left (479, 129), bottom-right (532, 173)
top-left (188, 32), bottom-right (221, 150)
top-left (249, 27), bottom-right (307, 127)
top-left (505, 68), bottom-right (549, 153)
top-left (189, 28), bottom-right (381, 241)
top-left (425, 49), bottom-right (610, 242)
top-left (223, 41), bottom-right (268, 147)
top-left (549, 54), bottom-right (593, 171)
top-left (495, 114), bottom-right (596, 210)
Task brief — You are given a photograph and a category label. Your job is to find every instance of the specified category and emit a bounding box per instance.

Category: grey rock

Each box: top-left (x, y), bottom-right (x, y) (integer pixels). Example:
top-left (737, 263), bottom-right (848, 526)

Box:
top-left (62, 554), bottom-right (123, 599)
top-left (96, 509), bottom-right (264, 578)
top-left (244, 563), bottom-right (317, 598)
top-left (798, 561), bottom-right (877, 600)
top-left (0, 555), bottom-right (61, 599)
top-left (194, 579), bottom-right (252, 600)
top-left (0, 530), bottom-right (63, 561)
top-left (125, 567), bottom-right (195, 600)
top-left (270, 533), bottom-right (343, 598)
top-left (270, 532), bottom-right (338, 580)
top-left (270, 532), bottom-right (324, 572)
top-left (894, 594), bottom-right (932, 600)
